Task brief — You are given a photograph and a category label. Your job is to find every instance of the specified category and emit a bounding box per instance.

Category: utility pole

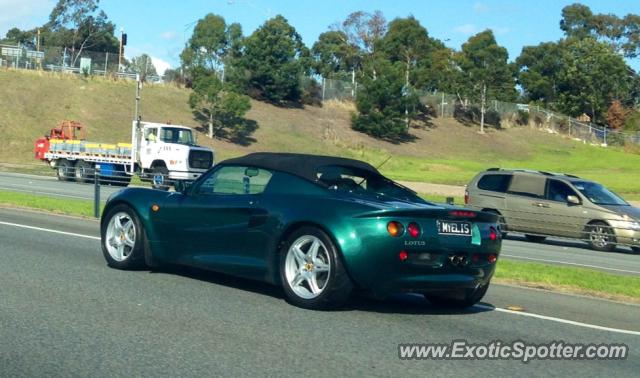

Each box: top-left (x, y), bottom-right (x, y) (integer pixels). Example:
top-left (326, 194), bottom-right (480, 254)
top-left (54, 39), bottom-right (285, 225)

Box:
top-left (480, 82), bottom-right (486, 134)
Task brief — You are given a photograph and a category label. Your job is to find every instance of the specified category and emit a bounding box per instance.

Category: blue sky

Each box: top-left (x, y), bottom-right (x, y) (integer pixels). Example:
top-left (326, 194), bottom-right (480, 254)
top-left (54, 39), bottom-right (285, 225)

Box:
top-left (1, 0), bottom-right (639, 73)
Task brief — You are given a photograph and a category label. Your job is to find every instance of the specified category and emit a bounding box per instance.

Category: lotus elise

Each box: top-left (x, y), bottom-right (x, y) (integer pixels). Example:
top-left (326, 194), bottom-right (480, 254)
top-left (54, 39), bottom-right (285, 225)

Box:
top-left (101, 153), bottom-right (502, 309)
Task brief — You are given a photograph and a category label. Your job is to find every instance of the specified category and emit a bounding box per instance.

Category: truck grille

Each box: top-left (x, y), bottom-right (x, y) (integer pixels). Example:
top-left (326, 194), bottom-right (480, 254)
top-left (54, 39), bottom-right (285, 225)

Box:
top-left (188, 150), bottom-right (213, 169)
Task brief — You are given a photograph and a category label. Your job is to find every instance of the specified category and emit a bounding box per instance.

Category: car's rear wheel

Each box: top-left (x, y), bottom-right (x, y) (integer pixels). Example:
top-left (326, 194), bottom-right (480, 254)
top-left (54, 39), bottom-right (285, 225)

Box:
top-left (586, 221), bottom-right (616, 252)
top-left (524, 234), bottom-right (546, 243)
top-left (280, 227), bottom-right (353, 310)
top-left (424, 284), bottom-right (489, 309)
top-left (101, 204), bottom-right (147, 269)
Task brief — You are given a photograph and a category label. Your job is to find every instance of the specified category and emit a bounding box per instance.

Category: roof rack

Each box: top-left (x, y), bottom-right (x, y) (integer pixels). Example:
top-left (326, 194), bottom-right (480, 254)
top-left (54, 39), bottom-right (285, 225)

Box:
top-left (484, 168), bottom-right (580, 179)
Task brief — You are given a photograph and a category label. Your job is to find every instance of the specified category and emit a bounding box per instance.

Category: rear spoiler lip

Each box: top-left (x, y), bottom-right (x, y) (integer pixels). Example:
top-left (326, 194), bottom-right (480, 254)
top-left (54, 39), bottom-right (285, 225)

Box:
top-left (354, 209), bottom-right (499, 223)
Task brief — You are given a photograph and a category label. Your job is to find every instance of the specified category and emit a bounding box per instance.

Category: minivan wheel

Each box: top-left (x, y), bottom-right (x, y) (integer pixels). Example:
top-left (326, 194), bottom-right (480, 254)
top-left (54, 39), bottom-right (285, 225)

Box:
top-left (524, 234), bottom-right (546, 243)
top-left (586, 221), bottom-right (616, 252)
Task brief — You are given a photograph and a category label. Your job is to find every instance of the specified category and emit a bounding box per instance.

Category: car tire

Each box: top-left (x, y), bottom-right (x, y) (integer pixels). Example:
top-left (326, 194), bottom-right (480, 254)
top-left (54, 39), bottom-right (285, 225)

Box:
top-left (56, 159), bottom-right (73, 181)
top-left (586, 221), bottom-right (616, 252)
top-left (151, 166), bottom-right (170, 191)
top-left (280, 227), bottom-right (353, 310)
top-left (485, 210), bottom-right (508, 238)
top-left (101, 204), bottom-right (147, 269)
top-left (424, 283), bottom-right (489, 309)
top-left (524, 234), bottom-right (546, 243)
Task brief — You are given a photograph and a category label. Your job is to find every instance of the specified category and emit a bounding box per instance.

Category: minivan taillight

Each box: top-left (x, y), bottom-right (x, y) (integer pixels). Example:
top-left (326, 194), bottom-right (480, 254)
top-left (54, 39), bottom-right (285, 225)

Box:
top-left (464, 189), bottom-right (469, 204)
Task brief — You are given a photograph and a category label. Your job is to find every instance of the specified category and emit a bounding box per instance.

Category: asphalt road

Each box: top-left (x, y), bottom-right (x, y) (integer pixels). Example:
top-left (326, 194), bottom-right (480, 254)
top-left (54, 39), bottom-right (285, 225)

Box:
top-left (0, 208), bottom-right (638, 377)
top-left (1, 171), bottom-right (639, 276)
top-left (0, 171), bottom-right (124, 202)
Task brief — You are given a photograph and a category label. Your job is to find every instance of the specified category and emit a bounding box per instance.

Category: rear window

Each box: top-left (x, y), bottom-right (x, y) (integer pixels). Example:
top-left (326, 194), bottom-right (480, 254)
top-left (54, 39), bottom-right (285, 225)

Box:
top-left (477, 174), bottom-right (512, 192)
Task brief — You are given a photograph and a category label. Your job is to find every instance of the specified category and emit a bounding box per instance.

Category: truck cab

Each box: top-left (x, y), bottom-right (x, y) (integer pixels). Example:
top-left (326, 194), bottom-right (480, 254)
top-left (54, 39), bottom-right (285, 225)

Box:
top-left (135, 122), bottom-right (214, 186)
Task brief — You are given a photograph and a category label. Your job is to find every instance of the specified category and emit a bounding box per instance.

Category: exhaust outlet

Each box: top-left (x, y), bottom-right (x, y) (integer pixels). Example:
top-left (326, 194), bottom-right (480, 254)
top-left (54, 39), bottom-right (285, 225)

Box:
top-left (448, 254), bottom-right (468, 267)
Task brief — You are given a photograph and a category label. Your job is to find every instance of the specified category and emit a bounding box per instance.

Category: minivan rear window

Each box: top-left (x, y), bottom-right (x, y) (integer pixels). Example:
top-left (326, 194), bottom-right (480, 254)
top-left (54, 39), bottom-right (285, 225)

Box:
top-left (477, 174), bottom-right (512, 192)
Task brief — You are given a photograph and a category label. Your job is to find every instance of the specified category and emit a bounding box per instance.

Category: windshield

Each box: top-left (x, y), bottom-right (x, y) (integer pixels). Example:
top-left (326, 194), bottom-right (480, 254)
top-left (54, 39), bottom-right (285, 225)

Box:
top-left (159, 127), bottom-right (195, 145)
top-left (316, 165), bottom-right (428, 204)
top-left (572, 181), bottom-right (628, 206)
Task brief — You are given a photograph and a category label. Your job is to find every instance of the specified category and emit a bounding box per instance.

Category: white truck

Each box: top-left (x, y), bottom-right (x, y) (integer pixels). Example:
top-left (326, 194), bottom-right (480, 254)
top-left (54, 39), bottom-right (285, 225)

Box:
top-left (35, 120), bottom-right (215, 189)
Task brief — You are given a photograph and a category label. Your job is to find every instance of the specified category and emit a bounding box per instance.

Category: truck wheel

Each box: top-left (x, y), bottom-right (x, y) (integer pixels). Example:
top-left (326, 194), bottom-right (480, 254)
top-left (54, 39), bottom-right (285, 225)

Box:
top-left (74, 160), bottom-right (94, 183)
top-left (151, 166), bottom-right (169, 191)
top-left (56, 159), bottom-right (73, 182)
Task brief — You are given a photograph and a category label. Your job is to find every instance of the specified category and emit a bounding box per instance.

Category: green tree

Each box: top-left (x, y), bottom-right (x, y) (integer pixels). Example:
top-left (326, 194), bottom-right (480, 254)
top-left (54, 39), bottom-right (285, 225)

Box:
top-left (126, 54), bottom-right (157, 82)
top-left (516, 42), bottom-right (567, 103)
top-left (180, 14), bottom-right (243, 83)
top-left (189, 74), bottom-right (251, 139)
top-left (352, 58), bottom-right (421, 140)
top-left (237, 15), bottom-right (309, 103)
top-left (335, 10), bottom-right (387, 79)
top-left (47, 0), bottom-right (119, 62)
top-left (555, 38), bottom-right (632, 122)
top-left (311, 30), bottom-right (357, 79)
top-left (378, 16), bottom-right (432, 91)
top-left (456, 30), bottom-right (516, 132)
top-left (560, 3), bottom-right (640, 58)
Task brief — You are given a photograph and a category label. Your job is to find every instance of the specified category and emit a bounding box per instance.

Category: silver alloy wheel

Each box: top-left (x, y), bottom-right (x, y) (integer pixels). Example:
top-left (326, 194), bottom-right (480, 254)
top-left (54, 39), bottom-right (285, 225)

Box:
top-left (284, 235), bottom-right (331, 299)
top-left (105, 212), bottom-right (137, 262)
top-left (590, 224), bottom-right (611, 248)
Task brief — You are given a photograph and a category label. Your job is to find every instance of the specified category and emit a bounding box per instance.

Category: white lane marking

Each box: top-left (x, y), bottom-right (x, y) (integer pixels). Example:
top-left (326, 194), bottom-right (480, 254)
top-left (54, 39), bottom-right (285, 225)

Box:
top-left (0, 221), bottom-right (100, 240)
top-left (474, 304), bottom-right (640, 336)
top-left (502, 254), bottom-right (640, 275)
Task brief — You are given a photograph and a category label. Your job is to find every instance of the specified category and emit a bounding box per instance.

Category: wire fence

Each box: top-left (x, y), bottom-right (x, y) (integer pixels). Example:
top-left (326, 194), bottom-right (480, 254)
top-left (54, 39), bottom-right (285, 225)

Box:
top-left (0, 43), bottom-right (161, 82)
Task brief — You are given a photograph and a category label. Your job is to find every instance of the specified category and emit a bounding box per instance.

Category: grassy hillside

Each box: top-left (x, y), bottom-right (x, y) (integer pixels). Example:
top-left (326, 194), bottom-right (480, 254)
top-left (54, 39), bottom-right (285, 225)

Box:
top-left (3, 69), bottom-right (640, 198)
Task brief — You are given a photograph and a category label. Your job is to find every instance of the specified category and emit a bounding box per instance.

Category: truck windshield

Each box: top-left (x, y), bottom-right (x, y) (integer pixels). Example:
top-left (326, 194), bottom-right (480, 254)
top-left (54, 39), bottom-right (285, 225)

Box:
top-left (573, 181), bottom-right (628, 206)
top-left (159, 127), bottom-right (195, 145)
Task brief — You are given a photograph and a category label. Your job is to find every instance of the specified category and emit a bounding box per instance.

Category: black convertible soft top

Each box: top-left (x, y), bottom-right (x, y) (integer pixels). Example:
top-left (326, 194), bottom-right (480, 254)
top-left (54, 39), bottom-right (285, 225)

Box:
top-left (219, 152), bottom-right (381, 183)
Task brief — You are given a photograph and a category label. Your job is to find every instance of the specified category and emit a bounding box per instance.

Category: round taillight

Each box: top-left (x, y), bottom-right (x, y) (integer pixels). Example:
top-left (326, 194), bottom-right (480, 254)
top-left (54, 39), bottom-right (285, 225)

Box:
top-left (407, 222), bottom-right (420, 238)
top-left (489, 227), bottom-right (497, 241)
top-left (488, 254), bottom-right (497, 264)
top-left (387, 221), bottom-right (404, 237)
top-left (399, 250), bottom-right (409, 261)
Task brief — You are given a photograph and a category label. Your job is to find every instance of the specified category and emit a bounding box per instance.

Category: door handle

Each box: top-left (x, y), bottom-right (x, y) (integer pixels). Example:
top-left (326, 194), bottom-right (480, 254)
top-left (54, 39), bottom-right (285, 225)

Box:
top-left (532, 202), bottom-right (550, 208)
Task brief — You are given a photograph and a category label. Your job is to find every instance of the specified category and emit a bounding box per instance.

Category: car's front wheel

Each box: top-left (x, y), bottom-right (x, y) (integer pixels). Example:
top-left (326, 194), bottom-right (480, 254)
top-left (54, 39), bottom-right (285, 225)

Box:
top-left (280, 227), bottom-right (353, 310)
top-left (424, 284), bottom-right (489, 309)
top-left (101, 204), bottom-right (147, 269)
top-left (586, 221), bottom-right (616, 252)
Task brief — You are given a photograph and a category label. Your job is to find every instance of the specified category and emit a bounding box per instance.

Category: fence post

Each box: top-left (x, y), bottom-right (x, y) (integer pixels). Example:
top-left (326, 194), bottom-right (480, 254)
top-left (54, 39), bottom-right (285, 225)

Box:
top-left (322, 77), bottom-right (326, 102)
top-left (603, 127), bottom-right (607, 146)
top-left (104, 52), bottom-right (109, 76)
top-left (94, 165), bottom-right (101, 218)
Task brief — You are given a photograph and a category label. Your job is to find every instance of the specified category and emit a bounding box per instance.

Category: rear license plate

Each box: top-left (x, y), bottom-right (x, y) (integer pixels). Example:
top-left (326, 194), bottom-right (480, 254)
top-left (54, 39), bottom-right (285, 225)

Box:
top-left (437, 221), bottom-right (471, 236)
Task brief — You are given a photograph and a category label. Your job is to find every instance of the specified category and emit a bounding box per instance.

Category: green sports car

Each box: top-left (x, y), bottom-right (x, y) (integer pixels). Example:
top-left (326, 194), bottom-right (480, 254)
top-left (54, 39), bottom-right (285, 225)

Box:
top-left (100, 153), bottom-right (501, 309)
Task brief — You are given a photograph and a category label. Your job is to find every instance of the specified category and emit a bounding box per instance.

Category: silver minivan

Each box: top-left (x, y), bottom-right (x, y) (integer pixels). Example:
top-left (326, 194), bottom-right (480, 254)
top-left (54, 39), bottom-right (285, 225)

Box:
top-left (465, 168), bottom-right (640, 252)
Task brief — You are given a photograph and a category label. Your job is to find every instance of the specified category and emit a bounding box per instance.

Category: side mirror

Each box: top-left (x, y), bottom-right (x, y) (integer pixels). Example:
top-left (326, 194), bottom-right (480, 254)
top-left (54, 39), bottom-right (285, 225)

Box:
top-left (174, 181), bottom-right (191, 193)
top-left (567, 195), bottom-right (580, 205)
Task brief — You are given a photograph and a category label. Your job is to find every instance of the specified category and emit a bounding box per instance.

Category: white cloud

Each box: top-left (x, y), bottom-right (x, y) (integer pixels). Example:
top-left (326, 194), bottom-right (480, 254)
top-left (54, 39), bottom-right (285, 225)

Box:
top-left (473, 2), bottom-right (489, 13)
top-left (453, 24), bottom-right (478, 35)
top-left (0, 0), bottom-right (54, 37)
top-left (160, 31), bottom-right (178, 41)
top-left (150, 56), bottom-right (171, 76)
top-left (492, 26), bottom-right (511, 35)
